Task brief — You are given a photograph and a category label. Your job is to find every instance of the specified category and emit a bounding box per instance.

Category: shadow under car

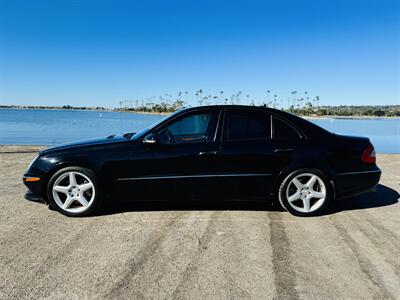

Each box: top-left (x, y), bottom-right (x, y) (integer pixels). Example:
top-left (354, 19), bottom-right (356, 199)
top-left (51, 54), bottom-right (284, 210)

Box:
top-left (88, 184), bottom-right (399, 217)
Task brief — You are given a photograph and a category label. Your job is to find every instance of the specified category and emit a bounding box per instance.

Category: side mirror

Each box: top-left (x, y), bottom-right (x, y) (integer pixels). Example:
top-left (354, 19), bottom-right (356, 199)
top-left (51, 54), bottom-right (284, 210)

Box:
top-left (143, 133), bottom-right (161, 145)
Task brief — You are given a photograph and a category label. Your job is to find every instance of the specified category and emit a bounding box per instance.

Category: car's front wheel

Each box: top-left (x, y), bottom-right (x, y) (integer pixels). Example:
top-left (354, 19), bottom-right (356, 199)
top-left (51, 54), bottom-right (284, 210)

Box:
top-left (47, 166), bottom-right (101, 217)
top-left (278, 169), bottom-right (333, 217)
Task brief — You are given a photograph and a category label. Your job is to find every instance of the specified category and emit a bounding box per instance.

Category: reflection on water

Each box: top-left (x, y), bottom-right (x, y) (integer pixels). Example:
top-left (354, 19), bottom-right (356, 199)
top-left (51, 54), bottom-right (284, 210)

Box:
top-left (310, 118), bottom-right (400, 154)
top-left (0, 109), bottom-right (399, 153)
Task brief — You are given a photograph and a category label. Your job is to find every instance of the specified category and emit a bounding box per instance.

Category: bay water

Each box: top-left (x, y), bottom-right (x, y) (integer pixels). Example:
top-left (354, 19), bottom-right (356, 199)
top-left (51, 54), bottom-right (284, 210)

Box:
top-left (0, 109), bottom-right (399, 153)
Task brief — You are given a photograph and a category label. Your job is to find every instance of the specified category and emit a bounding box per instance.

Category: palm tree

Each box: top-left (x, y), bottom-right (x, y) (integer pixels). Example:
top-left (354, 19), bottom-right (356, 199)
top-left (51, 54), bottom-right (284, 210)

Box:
top-left (291, 90), bottom-right (297, 108)
top-left (299, 98), bottom-right (304, 109)
top-left (198, 89), bottom-right (203, 105)
top-left (195, 90), bottom-right (201, 105)
top-left (233, 91), bottom-right (242, 104)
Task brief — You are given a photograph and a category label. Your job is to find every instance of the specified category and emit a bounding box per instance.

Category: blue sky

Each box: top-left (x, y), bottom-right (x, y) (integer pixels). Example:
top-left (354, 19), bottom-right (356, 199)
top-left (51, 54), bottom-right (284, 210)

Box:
top-left (0, 0), bottom-right (399, 108)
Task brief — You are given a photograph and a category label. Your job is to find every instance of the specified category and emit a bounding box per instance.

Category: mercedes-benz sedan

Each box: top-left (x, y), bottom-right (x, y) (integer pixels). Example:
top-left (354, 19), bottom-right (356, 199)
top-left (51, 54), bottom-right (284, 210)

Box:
top-left (23, 105), bottom-right (381, 217)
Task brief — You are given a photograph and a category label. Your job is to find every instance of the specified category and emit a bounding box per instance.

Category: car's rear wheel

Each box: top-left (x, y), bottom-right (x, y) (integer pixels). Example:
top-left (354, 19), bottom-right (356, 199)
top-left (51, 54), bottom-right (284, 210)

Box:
top-left (278, 169), bottom-right (332, 217)
top-left (47, 166), bottom-right (101, 217)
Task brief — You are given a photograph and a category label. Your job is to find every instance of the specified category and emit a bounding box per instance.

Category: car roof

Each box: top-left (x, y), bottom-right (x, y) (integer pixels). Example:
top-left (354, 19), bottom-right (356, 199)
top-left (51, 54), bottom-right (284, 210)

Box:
top-left (180, 105), bottom-right (304, 120)
top-left (180, 104), bottom-right (279, 113)
top-left (178, 105), bottom-right (330, 139)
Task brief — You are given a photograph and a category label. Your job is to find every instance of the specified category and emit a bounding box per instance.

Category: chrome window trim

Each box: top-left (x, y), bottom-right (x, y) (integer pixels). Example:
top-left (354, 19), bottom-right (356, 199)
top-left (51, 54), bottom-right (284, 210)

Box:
top-left (117, 173), bottom-right (271, 181)
top-left (213, 110), bottom-right (222, 141)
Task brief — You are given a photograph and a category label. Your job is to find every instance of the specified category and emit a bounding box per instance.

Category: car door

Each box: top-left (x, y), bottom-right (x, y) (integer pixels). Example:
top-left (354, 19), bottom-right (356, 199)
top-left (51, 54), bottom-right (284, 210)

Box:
top-left (116, 109), bottom-right (223, 201)
top-left (218, 108), bottom-right (295, 199)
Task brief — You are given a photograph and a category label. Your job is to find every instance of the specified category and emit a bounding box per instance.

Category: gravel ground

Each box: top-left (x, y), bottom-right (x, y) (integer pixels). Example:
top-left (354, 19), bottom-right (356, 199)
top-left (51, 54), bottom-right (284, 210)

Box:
top-left (0, 145), bottom-right (399, 299)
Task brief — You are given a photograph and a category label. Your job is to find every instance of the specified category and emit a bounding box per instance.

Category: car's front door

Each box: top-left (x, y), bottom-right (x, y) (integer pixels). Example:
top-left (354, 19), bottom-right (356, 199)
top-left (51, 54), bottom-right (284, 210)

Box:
top-left (117, 109), bottom-right (223, 200)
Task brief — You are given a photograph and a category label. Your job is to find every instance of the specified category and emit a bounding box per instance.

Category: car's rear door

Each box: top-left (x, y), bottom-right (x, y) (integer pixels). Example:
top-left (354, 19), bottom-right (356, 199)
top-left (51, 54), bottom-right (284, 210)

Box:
top-left (218, 108), bottom-right (295, 199)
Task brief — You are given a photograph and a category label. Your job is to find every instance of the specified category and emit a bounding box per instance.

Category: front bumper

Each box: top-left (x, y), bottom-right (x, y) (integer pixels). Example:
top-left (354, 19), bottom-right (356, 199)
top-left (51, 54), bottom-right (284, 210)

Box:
top-left (23, 175), bottom-right (47, 203)
top-left (24, 191), bottom-right (44, 203)
top-left (335, 168), bottom-right (381, 199)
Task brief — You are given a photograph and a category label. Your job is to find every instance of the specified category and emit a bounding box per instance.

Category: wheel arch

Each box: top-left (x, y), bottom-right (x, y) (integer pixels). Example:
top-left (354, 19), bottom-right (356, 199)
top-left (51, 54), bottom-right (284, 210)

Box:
top-left (271, 163), bottom-right (336, 199)
top-left (41, 159), bottom-right (104, 203)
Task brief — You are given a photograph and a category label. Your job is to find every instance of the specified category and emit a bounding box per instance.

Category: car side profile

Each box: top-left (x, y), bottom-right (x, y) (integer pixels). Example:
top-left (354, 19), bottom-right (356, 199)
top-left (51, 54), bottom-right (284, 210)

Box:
top-left (23, 105), bottom-right (381, 217)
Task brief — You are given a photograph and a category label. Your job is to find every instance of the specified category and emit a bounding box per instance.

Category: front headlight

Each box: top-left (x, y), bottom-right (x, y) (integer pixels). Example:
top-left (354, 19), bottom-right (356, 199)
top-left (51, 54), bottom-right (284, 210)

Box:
top-left (25, 154), bottom-right (39, 174)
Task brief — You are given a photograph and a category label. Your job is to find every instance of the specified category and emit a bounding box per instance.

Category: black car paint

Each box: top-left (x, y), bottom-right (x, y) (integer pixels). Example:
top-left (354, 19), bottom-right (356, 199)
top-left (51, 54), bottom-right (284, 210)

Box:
top-left (23, 105), bottom-right (381, 204)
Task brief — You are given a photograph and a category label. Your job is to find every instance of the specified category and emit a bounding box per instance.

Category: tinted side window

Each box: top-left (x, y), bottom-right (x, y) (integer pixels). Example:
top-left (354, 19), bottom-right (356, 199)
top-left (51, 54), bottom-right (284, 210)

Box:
top-left (227, 110), bottom-right (270, 140)
top-left (273, 117), bottom-right (300, 139)
top-left (160, 112), bottom-right (219, 143)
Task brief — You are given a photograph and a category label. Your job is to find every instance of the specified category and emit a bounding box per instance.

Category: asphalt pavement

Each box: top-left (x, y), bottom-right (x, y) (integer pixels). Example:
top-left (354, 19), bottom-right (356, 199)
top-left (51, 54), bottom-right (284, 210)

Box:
top-left (1, 146), bottom-right (399, 299)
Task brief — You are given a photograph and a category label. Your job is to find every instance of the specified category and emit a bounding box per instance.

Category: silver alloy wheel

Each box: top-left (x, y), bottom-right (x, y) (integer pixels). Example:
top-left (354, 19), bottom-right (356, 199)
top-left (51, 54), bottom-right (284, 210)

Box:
top-left (52, 171), bottom-right (95, 213)
top-left (285, 173), bottom-right (326, 213)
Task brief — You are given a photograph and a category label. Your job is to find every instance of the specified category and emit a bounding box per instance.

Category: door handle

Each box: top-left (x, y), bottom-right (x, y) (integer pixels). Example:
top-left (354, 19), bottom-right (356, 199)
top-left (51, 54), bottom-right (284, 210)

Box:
top-left (198, 151), bottom-right (218, 156)
top-left (274, 148), bottom-right (293, 153)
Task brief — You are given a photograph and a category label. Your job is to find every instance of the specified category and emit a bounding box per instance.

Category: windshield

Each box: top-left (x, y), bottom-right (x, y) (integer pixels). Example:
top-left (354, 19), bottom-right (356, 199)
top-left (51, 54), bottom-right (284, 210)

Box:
top-left (131, 109), bottom-right (183, 140)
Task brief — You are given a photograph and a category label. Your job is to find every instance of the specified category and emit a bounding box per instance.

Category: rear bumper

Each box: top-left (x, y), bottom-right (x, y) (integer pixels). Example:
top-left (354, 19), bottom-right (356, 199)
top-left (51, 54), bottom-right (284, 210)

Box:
top-left (335, 168), bottom-right (381, 199)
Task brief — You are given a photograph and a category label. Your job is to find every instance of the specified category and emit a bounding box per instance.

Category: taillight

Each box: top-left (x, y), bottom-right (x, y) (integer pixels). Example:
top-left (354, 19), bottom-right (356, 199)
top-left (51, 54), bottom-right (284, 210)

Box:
top-left (361, 144), bottom-right (376, 164)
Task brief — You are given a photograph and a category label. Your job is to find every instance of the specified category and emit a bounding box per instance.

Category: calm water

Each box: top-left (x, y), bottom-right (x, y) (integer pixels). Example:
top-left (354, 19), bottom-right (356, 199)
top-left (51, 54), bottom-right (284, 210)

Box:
top-left (0, 109), bottom-right (399, 153)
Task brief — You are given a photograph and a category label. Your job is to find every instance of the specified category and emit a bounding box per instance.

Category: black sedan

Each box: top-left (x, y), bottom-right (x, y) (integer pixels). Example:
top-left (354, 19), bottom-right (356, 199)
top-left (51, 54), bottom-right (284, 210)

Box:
top-left (23, 105), bottom-right (381, 217)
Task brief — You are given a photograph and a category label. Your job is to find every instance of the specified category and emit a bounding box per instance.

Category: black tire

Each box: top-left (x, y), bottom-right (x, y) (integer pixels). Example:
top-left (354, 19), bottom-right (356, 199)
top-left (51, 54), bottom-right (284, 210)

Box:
top-left (47, 166), bottom-right (102, 217)
top-left (278, 168), bottom-right (333, 217)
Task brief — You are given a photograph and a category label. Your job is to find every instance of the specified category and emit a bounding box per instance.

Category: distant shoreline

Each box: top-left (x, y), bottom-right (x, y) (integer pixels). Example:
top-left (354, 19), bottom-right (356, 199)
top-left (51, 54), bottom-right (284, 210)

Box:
top-left (116, 110), bottom-right (170, 116)
top-left (0, 106), bottom-right (112, 112)
top-left (304, 115), bottom-right (400, 120)
top-left (0, 106), bottom-right (172, 116)
top-left (1, 106), bottom-right (399, 119)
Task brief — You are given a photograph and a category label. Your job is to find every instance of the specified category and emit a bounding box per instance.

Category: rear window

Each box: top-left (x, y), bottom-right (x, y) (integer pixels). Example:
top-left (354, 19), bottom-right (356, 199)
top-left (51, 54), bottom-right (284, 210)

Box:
top-left (273, 117), bottom-right (301, 139)
top-left (226, 110), bottom-right (270, 140)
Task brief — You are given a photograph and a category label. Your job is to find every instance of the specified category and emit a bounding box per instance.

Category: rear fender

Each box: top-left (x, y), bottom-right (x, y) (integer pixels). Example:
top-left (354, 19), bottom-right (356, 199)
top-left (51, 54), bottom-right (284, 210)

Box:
top-left (270, 161), bottom-right (336, 198)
